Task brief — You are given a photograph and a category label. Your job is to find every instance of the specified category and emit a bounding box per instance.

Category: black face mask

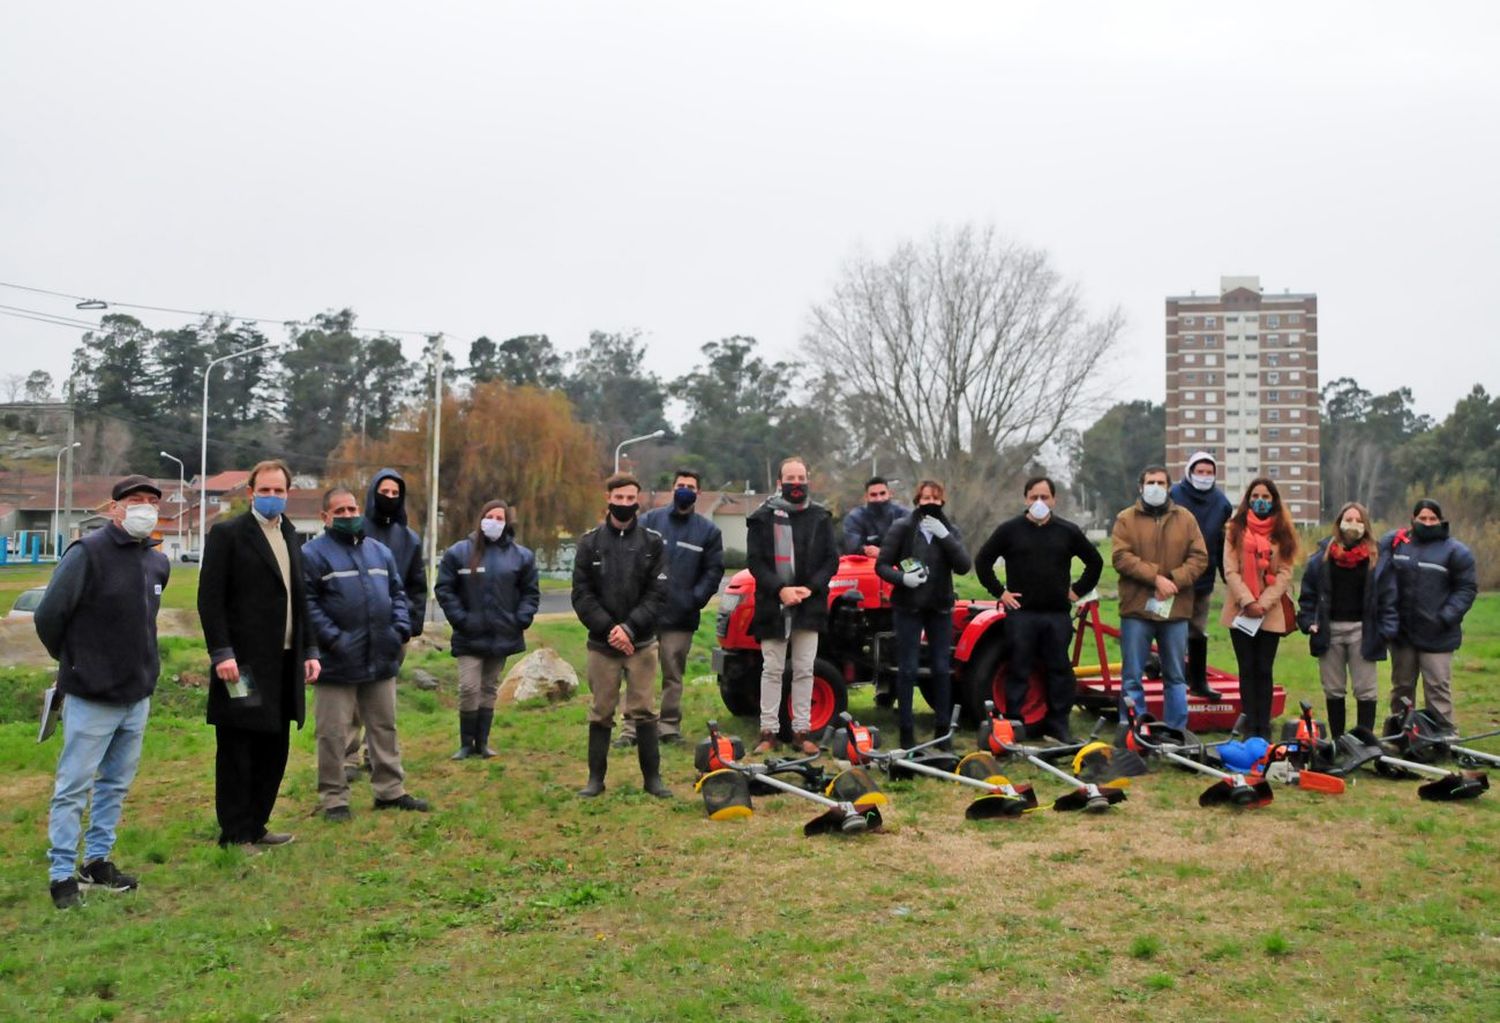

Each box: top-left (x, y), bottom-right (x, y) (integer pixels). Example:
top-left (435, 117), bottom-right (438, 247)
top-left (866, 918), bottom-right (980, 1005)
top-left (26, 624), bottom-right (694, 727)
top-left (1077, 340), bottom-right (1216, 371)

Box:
top-left (1412, 521), bottom-right (1444, 543)
top-left (608, 502), bottom-right (638, 524)
top-left (917, 503), bottom-right (944, 518)
top-left (781, 482), bottom-right (808, 504)
top-left (374, 492), bottom-right (402, 519)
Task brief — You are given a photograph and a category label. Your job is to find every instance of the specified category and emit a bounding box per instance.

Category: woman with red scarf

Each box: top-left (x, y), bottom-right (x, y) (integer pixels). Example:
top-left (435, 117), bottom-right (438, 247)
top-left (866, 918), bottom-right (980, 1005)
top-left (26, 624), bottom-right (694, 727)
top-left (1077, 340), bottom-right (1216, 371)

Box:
top-left (1296, 502), bottom-right (1399, 737)
top-left (1220, 478), bottom-right (1300, 739)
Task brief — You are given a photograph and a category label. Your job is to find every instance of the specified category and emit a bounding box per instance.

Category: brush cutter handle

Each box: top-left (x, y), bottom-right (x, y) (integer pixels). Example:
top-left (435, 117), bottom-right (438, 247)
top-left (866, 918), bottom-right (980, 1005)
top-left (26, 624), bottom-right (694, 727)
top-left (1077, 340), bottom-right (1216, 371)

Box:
top-left (892, 706), bottom-right (963, 757)
top-left (1378, 753), bottom-right (1463, 780)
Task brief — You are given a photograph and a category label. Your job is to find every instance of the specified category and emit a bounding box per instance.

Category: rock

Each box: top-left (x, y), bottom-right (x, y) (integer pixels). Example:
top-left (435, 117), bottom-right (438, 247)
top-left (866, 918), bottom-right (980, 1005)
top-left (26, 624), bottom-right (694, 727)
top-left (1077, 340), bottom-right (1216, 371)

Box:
top-left (408, 668), bottom-right (441, 691)
top-left (497, 648), bottom-right (579, 705)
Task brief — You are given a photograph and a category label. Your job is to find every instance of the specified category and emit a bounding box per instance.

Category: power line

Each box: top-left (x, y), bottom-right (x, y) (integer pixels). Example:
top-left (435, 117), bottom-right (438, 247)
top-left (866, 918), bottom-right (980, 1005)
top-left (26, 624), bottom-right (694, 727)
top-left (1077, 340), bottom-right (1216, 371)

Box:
top-left (0, 306), bottom-right (105, 331)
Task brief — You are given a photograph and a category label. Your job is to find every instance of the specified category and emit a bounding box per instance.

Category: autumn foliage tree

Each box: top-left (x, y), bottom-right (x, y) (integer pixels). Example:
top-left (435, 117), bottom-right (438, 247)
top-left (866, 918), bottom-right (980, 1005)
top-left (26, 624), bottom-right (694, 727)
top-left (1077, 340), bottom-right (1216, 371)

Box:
top-left (329, 380), bottom-right (602, 558)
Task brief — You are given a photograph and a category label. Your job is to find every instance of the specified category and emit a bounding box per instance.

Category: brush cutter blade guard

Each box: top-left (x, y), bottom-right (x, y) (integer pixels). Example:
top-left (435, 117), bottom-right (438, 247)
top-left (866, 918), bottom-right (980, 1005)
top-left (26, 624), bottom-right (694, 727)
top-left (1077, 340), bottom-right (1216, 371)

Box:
top-left (1417, 770), bottom-right (1489, 802)
top-left (1074, 744), bottom-right (1151, 783)
top-left (696, 769), bottom-right (754, 820)
top-left (803, 801), bottom-right (883, 836)
top-left (988, 777), bottom-right (1040, 811)
top-left (1331, 729), bottom-right (1387, 776)
top-left (964, 792), bottom-right (1030, 819)
top-left (956, 752), bottom-right (1006, 784)
top-left (1198, 777), bottom-right (1274, 808)
top-left (826, 767), bottom-right (887, 806)
top-left (695, 734), bottom-right (746, 774)
top-left (1053, 782), bottom-right (1128, 813)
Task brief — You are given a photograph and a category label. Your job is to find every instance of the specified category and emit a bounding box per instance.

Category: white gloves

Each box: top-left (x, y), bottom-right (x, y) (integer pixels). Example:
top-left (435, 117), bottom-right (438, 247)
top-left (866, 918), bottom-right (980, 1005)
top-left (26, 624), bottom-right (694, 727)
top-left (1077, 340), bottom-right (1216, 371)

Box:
top-left (922, 516), bottom-right (949, 540)
top-left (901, 567), bottom-right (929, 588)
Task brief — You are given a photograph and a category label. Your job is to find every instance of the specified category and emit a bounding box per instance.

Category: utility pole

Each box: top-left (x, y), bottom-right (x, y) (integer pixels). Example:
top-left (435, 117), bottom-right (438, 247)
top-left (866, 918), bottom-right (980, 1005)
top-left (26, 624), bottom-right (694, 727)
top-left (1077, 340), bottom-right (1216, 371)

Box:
top-left (426, 335), bottom-right (443, 626)
top-left (64, 387), bottom-right (75, 550)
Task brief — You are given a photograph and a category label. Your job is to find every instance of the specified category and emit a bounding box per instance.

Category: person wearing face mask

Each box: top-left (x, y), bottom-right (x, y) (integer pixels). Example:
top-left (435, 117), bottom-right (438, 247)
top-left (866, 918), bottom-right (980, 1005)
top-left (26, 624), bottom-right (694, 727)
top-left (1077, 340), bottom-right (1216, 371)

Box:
top-left (301, 487), bottom-right (428, 819)
top-left (1379, 499), bottom-right (1477, 733)
top-left (620, 470), bottom-right (724, 749)
top-left (435, 500), bottom-right (540, 760)
top-left (1296, 502), bottom-right (1398, 737)
top-left (1220, 477), bottom-right (1300, 740)
top-left (343, 469), bottom-right (428, 780)
top-left (571, 473), bottom-right (672, 797)
top-left (1111, 465), bottom-right (1210, 731)
top-left (746, 457), bottom-right (839, 754)
top-left (199, 459), bottom-right (321, 852)
top-left (842, 476), bottom-right (910, 557)
top-left (1168, 452), bottom-right (1235, 701)
top-left (875, 480), bottom-right (973, 748)
top-left (35, 475), bottom-right (170, 909)
top-left (973, 476), bottom-right (1102, 741)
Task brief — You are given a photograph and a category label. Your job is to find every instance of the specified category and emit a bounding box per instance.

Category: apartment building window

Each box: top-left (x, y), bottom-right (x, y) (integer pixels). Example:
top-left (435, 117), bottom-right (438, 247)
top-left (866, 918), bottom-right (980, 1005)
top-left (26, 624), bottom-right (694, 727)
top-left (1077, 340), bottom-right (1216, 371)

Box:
top-left (1267, 390), bottom-right (1280, 401)
top-left (1289, 408), bottom-right (1302, 419)
top-left (1267, 315), bottom-right (1280, 327)
top-left (1267, 428), bottom-right (1280, 439)
top-left (1288, 351), bottom-right (1301, 361)
top-left (1206, 429), bottom-right (1219, 440)
top-left (1184, 354), bottom-right (1198, 364)
top-left (1289, 371), bottom-right (1301, 381)
top-left (1184, 410), bottom-right (1197, 420)
top-left (1291, 465), bottom-right (1303, 476)
top-left (1184, 428), bottom-right (1197, 439)
top-left (1291, 484), bottom-right (1304, 494)
top-left (1204, 336), bottom-right (1219, 348)
top-left (1290, 446), bottom-right (1302, 456)
top-left (1291, 427), bottom-right (1303, 437)
top-left (1266, 353), bottom-right (1279, 366)
top-left (1290, 503), bottom-right (1301, 515)
top-left (1205, 410), bottom-right (1219, 422)
top-left (1183, 317), bottom-right (1196, 326)
top-left (1185, 391), bottom-right (1197, 401)
top-left (1288, 314), bottom-right (1300, 324)
top-left (1205, 316), bottom-right (1217, 327)
top-left (1205, 392), bottom-right (1217, 403)
top-left (1205, 355), bottom-right (1218, 366)
top-left (1227, 315), bottom-right (1240, 322)
top-left (1227, 390), bottom-right (1240, 397)
top-left (1266, 409), bottom-right (1280, 421)
top-left (1268, 447), bottom-right (1281, 459)
top-left (1267, 373), bottom-right (1281, 386)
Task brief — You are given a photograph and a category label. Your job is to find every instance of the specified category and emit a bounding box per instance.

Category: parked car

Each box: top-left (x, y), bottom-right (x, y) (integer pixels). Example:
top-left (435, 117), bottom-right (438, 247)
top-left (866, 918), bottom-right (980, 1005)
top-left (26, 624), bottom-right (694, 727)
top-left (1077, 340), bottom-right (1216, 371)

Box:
top-left (6, 587), bottom-right (47, 619)
top-left (180, 550), bottom-right (201, 563)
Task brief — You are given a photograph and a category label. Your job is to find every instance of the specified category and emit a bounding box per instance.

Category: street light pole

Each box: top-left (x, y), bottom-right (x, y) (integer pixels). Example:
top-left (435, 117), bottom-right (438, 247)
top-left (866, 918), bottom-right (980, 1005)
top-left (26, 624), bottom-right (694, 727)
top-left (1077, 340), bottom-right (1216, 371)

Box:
top-left (52, 442), bottom-right (81, 556)
top-left (160, 451), bottom-right (186, 554)
top-left (613, 429), bottom-right (666, 473)
top-left (200, 342), bottom-right (276, 550)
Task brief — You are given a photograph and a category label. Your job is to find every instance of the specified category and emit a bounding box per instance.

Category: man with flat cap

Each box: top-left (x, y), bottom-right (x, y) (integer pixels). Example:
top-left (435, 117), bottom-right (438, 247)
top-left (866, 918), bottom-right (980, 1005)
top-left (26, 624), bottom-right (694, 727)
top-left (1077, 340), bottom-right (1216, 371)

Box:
top-left (36, 474), bottom-right (170, 909)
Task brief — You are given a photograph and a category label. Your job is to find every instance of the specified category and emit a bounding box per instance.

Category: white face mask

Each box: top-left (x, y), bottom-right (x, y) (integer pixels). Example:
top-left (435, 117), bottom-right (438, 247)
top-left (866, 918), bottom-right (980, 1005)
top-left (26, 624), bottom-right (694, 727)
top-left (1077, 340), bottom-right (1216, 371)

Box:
top-left (1028, 498), bottom-right (1051, 521)
top-left (122, 504), bottom-right (158, 539)
top-left (1340, 519), bottom-right (1365, 539)
top-left (1189, 474), bottom-right (1215, 492)
top-left (480, 518), bottom-right (505, 540)
top-left (1141, 484), bottom-right (1168, 508)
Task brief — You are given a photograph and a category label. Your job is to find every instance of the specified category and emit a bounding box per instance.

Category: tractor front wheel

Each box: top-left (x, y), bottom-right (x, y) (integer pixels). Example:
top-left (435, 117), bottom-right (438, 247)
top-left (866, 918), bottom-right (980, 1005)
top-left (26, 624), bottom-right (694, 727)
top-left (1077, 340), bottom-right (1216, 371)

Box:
top-left (779, 658), bottom-right (848, 740)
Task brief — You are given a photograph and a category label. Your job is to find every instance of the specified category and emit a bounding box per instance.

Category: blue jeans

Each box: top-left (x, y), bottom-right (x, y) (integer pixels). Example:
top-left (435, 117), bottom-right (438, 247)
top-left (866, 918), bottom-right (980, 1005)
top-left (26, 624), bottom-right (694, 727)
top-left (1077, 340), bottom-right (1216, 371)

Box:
top-left (48, 695), bottom-right (150, 882)
top-left (893, 606), bottom-right (953, 737)
top-left (1119, 617), bottom-right (1189, 730)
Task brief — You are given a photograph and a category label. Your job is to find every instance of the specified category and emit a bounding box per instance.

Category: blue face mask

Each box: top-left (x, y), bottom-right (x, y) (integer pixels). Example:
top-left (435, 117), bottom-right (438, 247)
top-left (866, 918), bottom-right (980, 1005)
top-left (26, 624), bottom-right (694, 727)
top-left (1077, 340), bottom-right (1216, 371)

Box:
top-left (1250, 498), bottom-right (1274, 518)
top-left (673, 486), bottom-right (697, 511)
top-left (254, 494), bottom-right (287, 519)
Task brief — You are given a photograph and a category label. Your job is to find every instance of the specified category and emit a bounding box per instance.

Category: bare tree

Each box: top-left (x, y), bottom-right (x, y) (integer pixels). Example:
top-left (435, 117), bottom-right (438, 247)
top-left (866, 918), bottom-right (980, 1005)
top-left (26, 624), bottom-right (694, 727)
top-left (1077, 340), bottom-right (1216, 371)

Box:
top-left (805, 224), bottom-right (1123, 531)
top-left (0, 374), bottom-right (25, 403)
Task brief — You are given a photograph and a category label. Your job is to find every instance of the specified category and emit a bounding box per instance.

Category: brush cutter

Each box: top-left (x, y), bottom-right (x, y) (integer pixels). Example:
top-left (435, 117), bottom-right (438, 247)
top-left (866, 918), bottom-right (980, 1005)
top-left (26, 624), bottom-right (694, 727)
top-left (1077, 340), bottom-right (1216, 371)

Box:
top-left (695, 721), bottom-right (887, 834)
top-left (979, 704), bottom-right (1128, 813)
top-left (1127, 708), bottom-right (1274, 808)
top-left (831, 709), bottom-right (1038, 820)
top-left (1330, 726), bottom-right (1489, 801)
top-left (1382, 699), bottom-right (1500, 770)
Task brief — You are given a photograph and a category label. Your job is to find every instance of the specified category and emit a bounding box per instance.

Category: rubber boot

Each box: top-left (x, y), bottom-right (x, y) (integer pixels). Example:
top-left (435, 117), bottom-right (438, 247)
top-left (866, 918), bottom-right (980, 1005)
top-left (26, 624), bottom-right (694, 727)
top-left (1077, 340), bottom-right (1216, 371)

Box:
top-left (899, 726), bottom-right (916, 751)
top-left (636, 722), bottom-right (673, 799)
top-left (1356, 699), bottom-right (1378, 734)
top-left (578, 723), bottom-right (609, 798)
top-left (450, 711), bottom-right (477, 760)
top-left (1186, 635), bottom-right (1221, 700)
top-left (474, 708), bottom-right (497, 758)
top-left (1325, 697), bottom-right (1347, 739)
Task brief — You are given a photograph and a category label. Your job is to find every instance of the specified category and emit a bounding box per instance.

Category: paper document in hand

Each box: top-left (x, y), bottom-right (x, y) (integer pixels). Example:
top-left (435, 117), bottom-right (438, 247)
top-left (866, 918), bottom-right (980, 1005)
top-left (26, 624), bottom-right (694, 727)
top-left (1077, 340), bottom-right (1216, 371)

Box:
top-left (1231, 614), bottom-right (1264, 637)
top-left (38, 685), bottom-right (63, 742)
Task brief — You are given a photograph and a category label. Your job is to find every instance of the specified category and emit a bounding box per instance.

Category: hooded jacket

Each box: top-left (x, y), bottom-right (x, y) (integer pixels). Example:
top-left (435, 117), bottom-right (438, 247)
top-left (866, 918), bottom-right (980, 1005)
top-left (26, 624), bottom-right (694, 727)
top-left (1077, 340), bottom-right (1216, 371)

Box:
top-left (301, 529), bottom-right (411, 684)
top-left (364, 468), bottom-right (427, 636)
top-left (841, 500), bottom-right (909, 555)
top-left (1378, 524), bottom-right (1478, 653)
top-left (435, 526), bottom-right (541, 658)
top-left (1110, 498), bottom-right (1209, 621)
top-left (1297, 537), bottom-right (1399, 661)
top-left (640, 504), bottom-right (725, 632)
top-left (1167, 452), bottom-right (1233, 595)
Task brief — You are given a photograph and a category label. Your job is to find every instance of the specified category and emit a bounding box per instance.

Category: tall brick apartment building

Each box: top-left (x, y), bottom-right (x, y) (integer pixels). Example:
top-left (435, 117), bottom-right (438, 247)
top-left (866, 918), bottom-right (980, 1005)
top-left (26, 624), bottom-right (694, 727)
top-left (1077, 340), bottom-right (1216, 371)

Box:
top-left (1165, 275), bottom-right (1321, 525)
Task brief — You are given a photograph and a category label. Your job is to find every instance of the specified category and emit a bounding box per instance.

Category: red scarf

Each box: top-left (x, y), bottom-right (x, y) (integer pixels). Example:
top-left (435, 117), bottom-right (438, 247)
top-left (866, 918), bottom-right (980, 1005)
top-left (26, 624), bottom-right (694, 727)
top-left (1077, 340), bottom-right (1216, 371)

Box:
top-left (1327, 539), bottom-right (1372, 569)
top-left (1240, 513), bottom-right (1277, 601)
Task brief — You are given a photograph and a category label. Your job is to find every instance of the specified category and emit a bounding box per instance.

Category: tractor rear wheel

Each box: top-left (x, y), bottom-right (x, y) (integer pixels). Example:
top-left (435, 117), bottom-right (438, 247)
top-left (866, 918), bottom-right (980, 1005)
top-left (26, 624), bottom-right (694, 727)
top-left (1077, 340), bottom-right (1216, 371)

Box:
top-left (958, 636), bottom-right (1009, 725)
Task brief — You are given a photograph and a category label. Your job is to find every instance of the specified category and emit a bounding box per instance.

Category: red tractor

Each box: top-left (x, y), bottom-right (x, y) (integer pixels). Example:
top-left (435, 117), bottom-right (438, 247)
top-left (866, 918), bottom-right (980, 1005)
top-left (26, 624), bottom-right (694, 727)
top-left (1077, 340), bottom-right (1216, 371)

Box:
top-left (712, 553), bottom-right (1279, 737)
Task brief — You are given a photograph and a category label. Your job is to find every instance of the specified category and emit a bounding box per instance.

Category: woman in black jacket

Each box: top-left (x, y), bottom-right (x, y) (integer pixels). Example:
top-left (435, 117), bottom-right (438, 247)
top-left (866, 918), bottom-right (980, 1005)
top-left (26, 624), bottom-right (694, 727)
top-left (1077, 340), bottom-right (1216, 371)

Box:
top-left (434, 501), bottom-right (541, 760)
top-left (875, 480), bottom-right (972, 748)
top-left (1296, 502), bottom-right (1398, 737)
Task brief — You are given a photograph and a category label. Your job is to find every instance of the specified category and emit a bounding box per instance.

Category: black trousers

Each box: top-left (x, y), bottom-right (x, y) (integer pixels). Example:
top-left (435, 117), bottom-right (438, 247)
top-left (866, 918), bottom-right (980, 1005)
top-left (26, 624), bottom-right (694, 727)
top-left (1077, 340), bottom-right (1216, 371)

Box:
top-left (1230, 628), bottom-right (1283, 740)
top-left (1004, 609), bottom-right (1077, 739)
top-left (215, 723), bottom-right (291, 845)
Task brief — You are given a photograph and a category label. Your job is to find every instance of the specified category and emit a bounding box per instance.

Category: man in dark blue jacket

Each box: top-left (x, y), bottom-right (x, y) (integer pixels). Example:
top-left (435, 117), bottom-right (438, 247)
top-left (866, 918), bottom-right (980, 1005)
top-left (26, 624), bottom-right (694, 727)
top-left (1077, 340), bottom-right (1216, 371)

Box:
top-left (36, 475), bottom-right (170, 909)
top-left (1168, 451), bottom-right (1234, 700)
top-left (302, 487), bottom-right (429, 819)
top-left (345, 468), bottom-right (427, 778)
top-left (619, 470), bottom-right (725, 748)
top-left (841, 476), bottom-right (908, 557)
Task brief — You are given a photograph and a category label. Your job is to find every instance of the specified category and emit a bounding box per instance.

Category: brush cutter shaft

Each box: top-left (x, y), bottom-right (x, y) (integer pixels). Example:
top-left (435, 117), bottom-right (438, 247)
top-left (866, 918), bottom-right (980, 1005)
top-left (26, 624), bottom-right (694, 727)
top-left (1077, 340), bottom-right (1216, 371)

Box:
top-left (890, 755), bottom-right (1002, 793)
top-left (1451, 745), bottom-right (1500, 767)
top-left (1022, 751), bottom-right (1096, 792)
top-left (726, 759), bottom-right (846, 809)
top-left (1162, 748), bottom-right (1235, 782)
top-left (1379, 754), bottom-right (1463, 780)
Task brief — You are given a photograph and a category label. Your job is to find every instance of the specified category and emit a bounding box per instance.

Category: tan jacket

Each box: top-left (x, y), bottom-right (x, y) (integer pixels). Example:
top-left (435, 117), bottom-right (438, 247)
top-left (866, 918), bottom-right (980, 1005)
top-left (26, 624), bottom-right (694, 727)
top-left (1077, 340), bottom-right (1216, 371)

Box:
top-left (1220, 533), bottom-right (1295, 634)
top-left (1111, 500), bottom-right (1209, 621)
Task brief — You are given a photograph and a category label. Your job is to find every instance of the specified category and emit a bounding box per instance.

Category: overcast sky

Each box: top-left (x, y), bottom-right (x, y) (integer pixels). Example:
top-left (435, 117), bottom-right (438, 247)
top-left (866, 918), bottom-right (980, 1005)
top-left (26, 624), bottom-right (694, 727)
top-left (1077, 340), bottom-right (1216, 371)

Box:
top-left (2, 1), bottom-right (1496, 425)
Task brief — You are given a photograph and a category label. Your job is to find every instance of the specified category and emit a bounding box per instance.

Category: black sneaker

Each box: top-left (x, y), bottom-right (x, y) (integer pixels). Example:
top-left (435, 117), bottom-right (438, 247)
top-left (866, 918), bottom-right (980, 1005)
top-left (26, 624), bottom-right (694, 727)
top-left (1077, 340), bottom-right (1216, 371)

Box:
top-left (50, 877), bottom-right (83, 909)
top-left (373, 793), bottom-right (430, 812)
top-left (79, 860), bottom-right (138, 892)
top-left (322, 806), bottom-right (352, 822)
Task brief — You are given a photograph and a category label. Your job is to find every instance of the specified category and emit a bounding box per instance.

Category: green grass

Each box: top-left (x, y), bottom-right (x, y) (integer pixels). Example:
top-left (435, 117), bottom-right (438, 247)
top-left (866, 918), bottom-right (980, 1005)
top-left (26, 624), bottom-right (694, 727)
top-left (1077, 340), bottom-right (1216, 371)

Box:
top-left (2, 562), bottom-right (1499, 1021)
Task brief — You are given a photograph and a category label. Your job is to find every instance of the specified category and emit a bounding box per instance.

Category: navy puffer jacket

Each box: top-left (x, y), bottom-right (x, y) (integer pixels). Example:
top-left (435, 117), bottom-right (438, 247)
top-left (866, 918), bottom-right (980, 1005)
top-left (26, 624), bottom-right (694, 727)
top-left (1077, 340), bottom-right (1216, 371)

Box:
top-left (640, 506), bottom-right (725, 632)
top-left (434, 529), bottom-right (541, 658)
top-left (1296, 538), bottom-right (1399, 661)
top-left (1379, 525), bottom-right (1478, 653)
top-left (301, 530), bottom-right (411, 685)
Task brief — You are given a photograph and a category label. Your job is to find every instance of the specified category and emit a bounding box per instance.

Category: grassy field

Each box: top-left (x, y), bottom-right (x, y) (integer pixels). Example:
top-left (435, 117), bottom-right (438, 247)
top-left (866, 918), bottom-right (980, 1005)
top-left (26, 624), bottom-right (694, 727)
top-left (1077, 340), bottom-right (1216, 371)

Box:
top-left (1, 564), bottom-right (1498, 1022)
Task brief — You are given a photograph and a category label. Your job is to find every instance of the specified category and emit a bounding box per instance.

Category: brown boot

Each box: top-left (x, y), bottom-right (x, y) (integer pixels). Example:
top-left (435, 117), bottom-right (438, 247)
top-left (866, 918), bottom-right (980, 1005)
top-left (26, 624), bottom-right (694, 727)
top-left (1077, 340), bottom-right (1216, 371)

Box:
top-left (752, 730), bottom-right (780, 755)
top-left (793, 731), bottom-right (820, 756)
